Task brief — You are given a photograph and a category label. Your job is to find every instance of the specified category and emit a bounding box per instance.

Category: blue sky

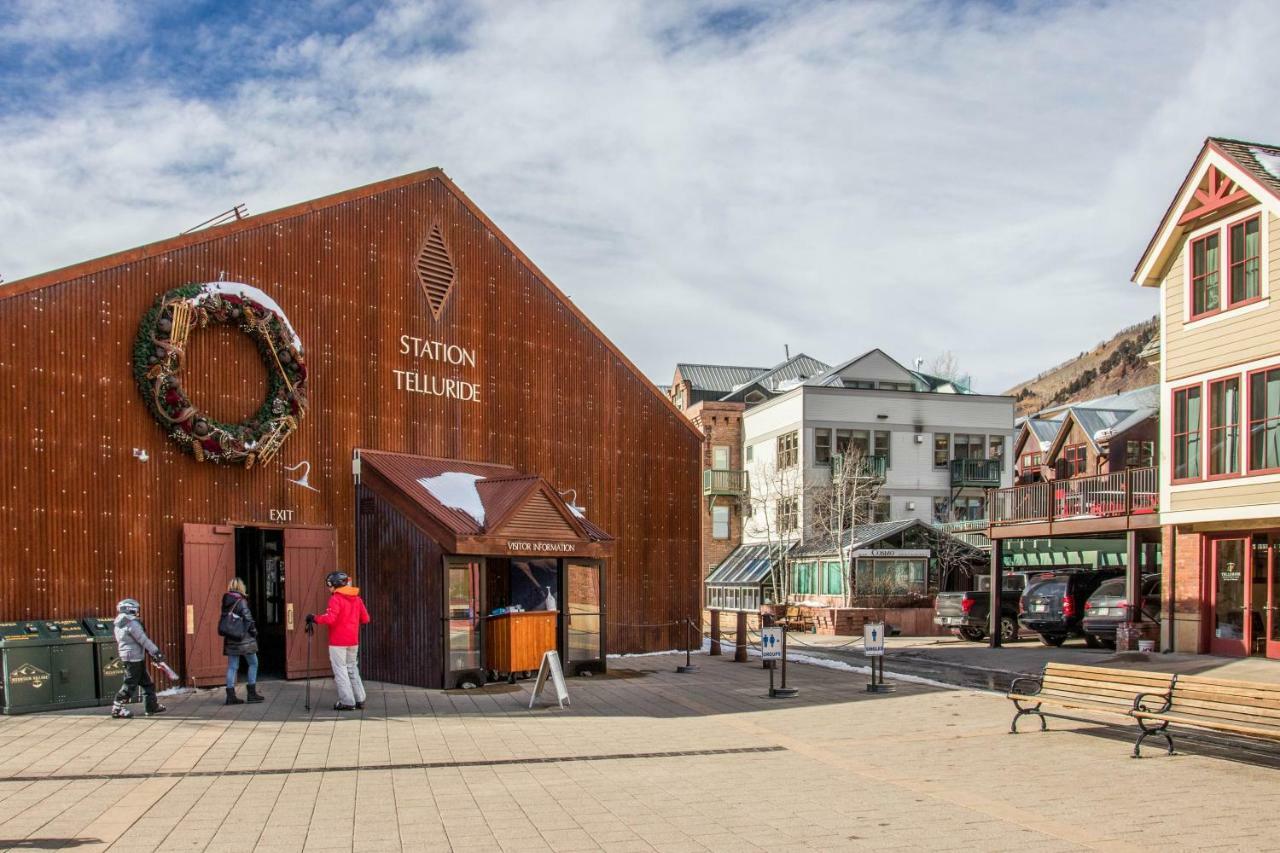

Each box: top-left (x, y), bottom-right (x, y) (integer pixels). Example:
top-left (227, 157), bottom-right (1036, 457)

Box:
top-left (2, 0), bottom-right (1279, 392)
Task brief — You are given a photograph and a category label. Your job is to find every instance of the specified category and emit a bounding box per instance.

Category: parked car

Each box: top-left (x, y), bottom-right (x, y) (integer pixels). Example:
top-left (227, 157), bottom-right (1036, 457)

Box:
top-left (934, 572), bottom-right (1030, 643)
top-left (1082, 574), bottom-right (1161, 648)
top-left (1018, 568), bottom-right (1125, 647)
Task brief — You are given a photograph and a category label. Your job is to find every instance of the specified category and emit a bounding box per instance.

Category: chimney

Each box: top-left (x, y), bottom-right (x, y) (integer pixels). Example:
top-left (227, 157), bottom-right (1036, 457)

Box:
top-left (784, 344), bottom-right (791, 360)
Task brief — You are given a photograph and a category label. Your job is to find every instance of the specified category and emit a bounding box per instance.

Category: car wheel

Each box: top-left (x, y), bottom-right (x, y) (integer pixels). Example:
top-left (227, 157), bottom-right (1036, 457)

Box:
top-left (1040, 634), bottom-right (1067, 647)
top-left (1084, 633), bottom-right (1103, 649)
top-left (957, 627), bottom-right (985, 642)
top-left (1000, 617), bottom-right (1018, 643)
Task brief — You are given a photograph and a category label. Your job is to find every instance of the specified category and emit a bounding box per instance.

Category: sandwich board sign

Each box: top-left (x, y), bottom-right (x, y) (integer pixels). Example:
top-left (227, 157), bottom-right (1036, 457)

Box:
top-left (864, 622), bottom-right (886, 657)
top-left (529, 650), bottom-right (570, 709)
top-left (761, 627), bottom-right (783, 661)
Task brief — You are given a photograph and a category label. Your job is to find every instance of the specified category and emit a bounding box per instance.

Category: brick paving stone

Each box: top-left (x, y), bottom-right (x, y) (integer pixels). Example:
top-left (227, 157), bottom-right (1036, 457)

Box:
top-left (5, 654), bottom-right (1280, 851)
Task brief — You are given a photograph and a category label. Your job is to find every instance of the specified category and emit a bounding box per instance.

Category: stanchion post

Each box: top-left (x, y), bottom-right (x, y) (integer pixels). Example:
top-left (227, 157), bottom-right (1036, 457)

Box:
top-left (734, 610), bottom-right (748, 663)
top-left (769, 624), bottom-right (798, 698)
top-left (709, 609), bottom-right (721, 656)
top-left (676, 616), bottom-right (698, 673)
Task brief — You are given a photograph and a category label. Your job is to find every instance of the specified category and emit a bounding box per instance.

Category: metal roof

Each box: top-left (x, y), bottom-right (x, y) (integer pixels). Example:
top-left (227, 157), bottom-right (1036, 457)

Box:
top-left (1026, 418), bottom-right (1063, 446)
top-left (676, 363), bottom-right (768, 392)
top-left (790, 519), bottom-right (919, 558)
top-left (720, 354), bottom-right (830, 400)
top-left (704, 542), bottom-right (792, 586)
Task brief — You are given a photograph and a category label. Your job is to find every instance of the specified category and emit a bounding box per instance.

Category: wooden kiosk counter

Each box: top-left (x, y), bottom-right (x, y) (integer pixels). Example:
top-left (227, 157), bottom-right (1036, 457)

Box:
top-left (486, 611), bottom-right (558, 679)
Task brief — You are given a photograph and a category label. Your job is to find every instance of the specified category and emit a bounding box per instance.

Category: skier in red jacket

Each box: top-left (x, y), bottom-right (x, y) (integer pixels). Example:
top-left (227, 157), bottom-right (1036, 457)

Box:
top-left (306, 572), bottom-right (371, 711)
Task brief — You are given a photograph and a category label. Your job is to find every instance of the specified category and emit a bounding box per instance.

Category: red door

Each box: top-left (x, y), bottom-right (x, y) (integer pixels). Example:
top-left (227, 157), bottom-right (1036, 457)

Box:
top-left (182, 524), bottom-right (236, 687)
top-left (284, 527), bottom-right (338, 679)
top-left (1208, 537), bottom-right (1249, 657)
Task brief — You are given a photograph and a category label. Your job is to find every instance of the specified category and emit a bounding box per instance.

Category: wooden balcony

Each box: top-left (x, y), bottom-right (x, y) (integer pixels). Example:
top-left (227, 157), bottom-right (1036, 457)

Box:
top-left (703, 469), bottom-right (748, 497)
top-left (937, 518), bottom-right (991, 550)
top-left (832, 453), bottom-right (887, 480)
top-left (950, 458), bottom-right (1002, 488)
top-left (988, 466), bottom-right (1159, 538)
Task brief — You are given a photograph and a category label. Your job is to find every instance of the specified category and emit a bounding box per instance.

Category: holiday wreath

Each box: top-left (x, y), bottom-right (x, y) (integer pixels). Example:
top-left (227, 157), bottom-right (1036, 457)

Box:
top-left (133, 282), bottom-right (308, 467)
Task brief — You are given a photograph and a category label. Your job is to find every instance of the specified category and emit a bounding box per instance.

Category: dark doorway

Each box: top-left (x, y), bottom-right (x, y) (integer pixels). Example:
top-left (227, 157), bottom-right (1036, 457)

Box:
top-left (234, 527), bottom-right (287, 677)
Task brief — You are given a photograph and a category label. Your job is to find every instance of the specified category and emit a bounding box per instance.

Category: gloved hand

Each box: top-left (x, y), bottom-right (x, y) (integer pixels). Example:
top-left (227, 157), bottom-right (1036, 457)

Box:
top-left (305, 614), bottom-right (316, 625)
top-left (153, 653), bottom-right (165, 664)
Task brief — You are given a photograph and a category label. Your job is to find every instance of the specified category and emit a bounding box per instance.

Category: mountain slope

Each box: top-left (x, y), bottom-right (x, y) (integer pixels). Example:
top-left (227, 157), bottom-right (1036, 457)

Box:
top-left (1004, 317), bottom-right (1158, 416)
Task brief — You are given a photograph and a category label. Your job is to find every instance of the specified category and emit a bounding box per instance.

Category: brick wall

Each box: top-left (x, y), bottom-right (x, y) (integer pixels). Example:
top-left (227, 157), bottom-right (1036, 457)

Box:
top-left (1163, 526), bottom-right (1203, 653)
top-left (685, 401), bottom-right (747, 578)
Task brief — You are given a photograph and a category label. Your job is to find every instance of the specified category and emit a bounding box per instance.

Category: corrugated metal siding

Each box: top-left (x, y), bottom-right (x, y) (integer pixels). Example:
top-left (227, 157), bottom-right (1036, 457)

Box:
top-left (0, 173), bottom-right (701, 667)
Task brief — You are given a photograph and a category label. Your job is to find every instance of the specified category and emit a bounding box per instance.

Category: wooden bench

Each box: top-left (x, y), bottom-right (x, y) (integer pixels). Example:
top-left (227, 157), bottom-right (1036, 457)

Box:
top-left (776, 606), bottom-right (812, 633)
top-left (1130, 673), bottom-right (1280, 757)
top-left (1007, 663), bottom-right (1176, 734)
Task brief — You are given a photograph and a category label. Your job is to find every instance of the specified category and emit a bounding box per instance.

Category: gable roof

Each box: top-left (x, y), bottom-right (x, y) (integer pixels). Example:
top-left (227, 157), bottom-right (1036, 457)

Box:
top-left (704, 542), bottom-right (793, 586)
top-left (1044, 402), bottom-right (1157, 459)
top-left (1013, 417), bottom-right (1063, 458)
top-left (1133, 137), bottom-right (1280, 286)
top-left (718, 353), bottom-right (830, 401)
top-left (790, 518), bottom-right (982, 559)
top-left (0, 167), bottom-right (701, 440)
top-left (356, 449), bottom-right (612, 554)
top-left (806, 348), bottom-right (976, 394)
top-left (675, 363), bottom-right (769, 393)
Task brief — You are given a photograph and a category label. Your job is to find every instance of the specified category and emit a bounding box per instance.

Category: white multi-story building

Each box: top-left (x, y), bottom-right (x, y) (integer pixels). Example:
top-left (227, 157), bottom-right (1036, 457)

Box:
top-left (737, 349), bottom-right (1016, 544)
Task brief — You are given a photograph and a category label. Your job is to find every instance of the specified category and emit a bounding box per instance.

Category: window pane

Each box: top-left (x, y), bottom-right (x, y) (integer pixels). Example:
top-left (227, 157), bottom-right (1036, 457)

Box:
top-left (815, 429), bottom-right (831, 464)
top-left (712, 445), bottom-right (730, 470)
top-left (1210, 378), bottom-right (1240, 475)
top-left (568, 614), bottom-right (601, 662)
top-left (874, 430), bottom-right (891, 466)
top-left (934, 434), bottom-right (950, 467)
top-left (712, 505), bottom-right (730, 539)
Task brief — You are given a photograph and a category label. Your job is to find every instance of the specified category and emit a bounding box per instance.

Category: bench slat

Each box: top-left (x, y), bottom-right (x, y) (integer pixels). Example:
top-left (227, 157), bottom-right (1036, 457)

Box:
top-left (1040, 688), bottom-right (1143, 706)
top-left (1168, 693), bottom-right (1280, 719)
top-left (1174, 673), bottom-right (1280, 693)
top-left (1042, 675), bottom-right (1171, 696)
top-left (1174, 681), bottom-right (1280, 704)
top-left (1133, 711), bottom-right (1280, 739)
top-left (1042, 663), bottom-right (1174, 686)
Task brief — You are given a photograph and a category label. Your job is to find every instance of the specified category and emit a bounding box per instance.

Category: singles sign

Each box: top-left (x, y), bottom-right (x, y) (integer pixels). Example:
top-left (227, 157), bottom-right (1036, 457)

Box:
top-left (394, 334), bottom-right (481, 402)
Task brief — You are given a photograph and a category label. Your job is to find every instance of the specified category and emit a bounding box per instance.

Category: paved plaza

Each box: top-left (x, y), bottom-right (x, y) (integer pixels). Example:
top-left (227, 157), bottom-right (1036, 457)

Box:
top-left (2, 652), bottom-right (1279, 852)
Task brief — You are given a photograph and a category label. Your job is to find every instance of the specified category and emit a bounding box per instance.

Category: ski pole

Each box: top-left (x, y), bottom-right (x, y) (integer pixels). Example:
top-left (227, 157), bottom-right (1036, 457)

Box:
top-left (305, 621), bottom-right (314, 711)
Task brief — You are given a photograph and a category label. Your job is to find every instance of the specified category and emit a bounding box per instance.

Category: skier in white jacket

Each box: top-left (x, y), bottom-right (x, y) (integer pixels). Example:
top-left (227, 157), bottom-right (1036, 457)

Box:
top-left (112, 598), bottom-right (167, 718)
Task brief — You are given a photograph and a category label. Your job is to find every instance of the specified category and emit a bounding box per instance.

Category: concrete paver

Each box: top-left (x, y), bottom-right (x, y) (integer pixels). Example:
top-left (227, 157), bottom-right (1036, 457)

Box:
top-left (1, 652), bottom-right (1279, 851)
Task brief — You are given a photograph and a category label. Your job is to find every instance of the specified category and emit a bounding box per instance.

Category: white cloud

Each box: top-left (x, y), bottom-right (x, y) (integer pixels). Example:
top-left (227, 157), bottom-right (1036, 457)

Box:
top-left (2, 0), bottom-right (1279, 391)
top-left (0, 0), bottom-right (130, 44)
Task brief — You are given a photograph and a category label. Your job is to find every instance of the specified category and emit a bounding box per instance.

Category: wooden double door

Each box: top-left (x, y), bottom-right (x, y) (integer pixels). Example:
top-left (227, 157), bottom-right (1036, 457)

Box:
top-left (1206, 533), bottom-right (1280, 658)
top-left (182, 523), bottom-right (337, 686)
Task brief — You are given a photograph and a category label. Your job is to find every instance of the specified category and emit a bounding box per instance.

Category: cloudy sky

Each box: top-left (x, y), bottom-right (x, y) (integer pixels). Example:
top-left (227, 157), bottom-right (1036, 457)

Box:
top-left (2, 0), bottom-right (1278, 392)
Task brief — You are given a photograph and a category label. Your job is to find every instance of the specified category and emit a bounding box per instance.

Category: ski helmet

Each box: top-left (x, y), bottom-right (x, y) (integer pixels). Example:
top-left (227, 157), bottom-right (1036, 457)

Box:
top-left (117, 598), bottom-right (141, 617)
top-left (325, 571), bottom-right (350, 588)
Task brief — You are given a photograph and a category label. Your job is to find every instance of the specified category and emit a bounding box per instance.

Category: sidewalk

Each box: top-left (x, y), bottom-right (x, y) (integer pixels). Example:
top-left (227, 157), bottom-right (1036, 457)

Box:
top-left (783, 633), bottom-right (1280, 690)
top-left (3, 652), bottom-right (1280, 851)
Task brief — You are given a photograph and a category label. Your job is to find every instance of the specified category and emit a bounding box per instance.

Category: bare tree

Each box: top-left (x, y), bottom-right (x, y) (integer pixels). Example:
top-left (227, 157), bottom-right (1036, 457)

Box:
top-left (929, 351), bottom-right (971, 391)
top-left (744, 458), bottom-right (803, 604)
top-left (930, 523), bottom-right (983, 592)
top-left (805, 448), bottom-right (884, 607)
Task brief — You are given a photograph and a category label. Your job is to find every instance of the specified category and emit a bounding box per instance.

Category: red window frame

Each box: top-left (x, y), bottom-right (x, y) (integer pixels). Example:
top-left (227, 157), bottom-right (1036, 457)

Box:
top-left (1171, 383), bottom-right (1204, 483)
top-left (1189, 231), bottom-right (1222, 320)
top-left (1059, 443), bottom-right (1087, 478)
top-left (1207, 376), bottom-right (1241, 480)
top-left (1247, 366), bottom-right (1280, 475)
top-left (1227, 214), bottom-right (1262, 309)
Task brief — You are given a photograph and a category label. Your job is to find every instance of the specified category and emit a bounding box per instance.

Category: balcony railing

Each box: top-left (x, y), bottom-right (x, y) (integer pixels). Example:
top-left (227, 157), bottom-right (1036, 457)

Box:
top-left (950, 458), bottom-right (1002, 488)
top-left (990, 466), bottom-right (1159, 526)
top-left (832, 453), bottom-right (887, 480)
top-left (937, 518), bottom-right (991, 549)
top-left (703, 469), bottom-right (748, 496)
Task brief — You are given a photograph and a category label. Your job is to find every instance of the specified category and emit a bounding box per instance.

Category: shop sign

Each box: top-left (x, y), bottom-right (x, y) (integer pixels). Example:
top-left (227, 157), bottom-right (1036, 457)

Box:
top-left (851, 549), bottom-right (930, 558)
top-left (9, 663), bottom-right (50, 689)
top-left (508, 541), bottom-right (576, 553)
top-left (394, 334), bottom-right (481, 402)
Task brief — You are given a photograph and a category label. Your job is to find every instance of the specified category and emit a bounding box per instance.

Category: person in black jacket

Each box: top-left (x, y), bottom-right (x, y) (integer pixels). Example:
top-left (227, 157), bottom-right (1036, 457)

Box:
top-left (221, 578), bottom-right (264, 705)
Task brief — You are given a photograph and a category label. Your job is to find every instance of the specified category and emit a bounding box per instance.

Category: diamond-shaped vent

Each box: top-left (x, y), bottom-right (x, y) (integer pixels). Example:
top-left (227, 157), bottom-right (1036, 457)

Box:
top-left (415, 224), bottom-right (455, 320)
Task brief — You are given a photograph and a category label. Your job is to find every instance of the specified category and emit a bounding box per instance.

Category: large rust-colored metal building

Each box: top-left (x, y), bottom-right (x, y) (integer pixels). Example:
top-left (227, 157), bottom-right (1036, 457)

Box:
top-left (0, 169), bottom-right (701, 687)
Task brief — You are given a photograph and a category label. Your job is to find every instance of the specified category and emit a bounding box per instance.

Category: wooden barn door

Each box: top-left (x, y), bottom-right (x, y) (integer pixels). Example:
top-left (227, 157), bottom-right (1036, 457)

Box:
top-left (284, 527), bottom-right (338, 679)
top-left (182, 524), bottom-right (236, 687)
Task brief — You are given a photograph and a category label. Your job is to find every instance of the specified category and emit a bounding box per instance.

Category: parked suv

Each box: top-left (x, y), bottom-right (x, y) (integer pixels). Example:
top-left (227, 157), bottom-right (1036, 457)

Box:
top-left (1018, 569), bottom-right (1125, 647)
top-left (1082, 574), bottom-right (1161, 648)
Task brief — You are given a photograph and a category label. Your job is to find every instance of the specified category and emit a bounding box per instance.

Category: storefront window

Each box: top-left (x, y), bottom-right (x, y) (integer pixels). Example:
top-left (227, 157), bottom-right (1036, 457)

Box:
top-left (855, 558), bottom-right (927, 596)
top-left (792, 562), bottom-right (814, 595)
top-left (566, 561), bottom-right (602, 664)
top-left (822, 561), bottom-right (844, 595)
top-left (445, 559), bottom-right (482, 673)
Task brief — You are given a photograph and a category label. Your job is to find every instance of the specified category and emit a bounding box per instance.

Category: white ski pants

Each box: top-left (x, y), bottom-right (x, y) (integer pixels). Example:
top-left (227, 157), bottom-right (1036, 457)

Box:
top-left (328, 645), bottom-right (366, 706)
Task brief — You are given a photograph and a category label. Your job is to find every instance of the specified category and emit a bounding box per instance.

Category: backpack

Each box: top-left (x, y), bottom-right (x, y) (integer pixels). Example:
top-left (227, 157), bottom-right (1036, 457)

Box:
top-left (218, 597), bottom-right (248, 641)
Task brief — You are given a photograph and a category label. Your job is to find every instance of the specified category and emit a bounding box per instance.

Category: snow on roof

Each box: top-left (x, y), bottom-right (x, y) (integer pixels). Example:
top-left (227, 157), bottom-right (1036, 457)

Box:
top-left (417, 472), bottom-right (486, 525)
top-left (1251, 146), bottom-right (1280, 182)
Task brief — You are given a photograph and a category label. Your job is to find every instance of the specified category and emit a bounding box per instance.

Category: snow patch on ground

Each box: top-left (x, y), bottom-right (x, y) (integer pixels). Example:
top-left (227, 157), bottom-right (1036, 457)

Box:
top-left (608, 649), bottom-right (684, 658)
top-left (418, 472), bottom-right (486, 526)
top-left (198, 281), bottom-right (304, 352)
top-left (158, 686), bottom-right (196, 697)
top-left (696, 637), bottom-right (960, 691)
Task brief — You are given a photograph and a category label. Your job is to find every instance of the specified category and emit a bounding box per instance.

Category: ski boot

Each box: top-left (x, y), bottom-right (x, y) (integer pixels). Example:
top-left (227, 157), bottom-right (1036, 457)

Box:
top-left (111, 704), bottom-right (133, 719)
top-left (145, 703), bottom-right (167, 716)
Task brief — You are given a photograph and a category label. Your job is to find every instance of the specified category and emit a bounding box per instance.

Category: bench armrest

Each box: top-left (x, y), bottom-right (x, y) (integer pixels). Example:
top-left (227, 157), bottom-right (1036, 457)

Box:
top-left (1131, 690), bottom-right (1171, 714)
top-left (1008, 675), bottom-right (1042, 698)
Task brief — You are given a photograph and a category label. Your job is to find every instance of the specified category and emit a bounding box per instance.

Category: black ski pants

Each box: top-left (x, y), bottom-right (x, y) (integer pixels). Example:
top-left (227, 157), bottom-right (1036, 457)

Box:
top-left (114, 660), bottom-right (159, 710)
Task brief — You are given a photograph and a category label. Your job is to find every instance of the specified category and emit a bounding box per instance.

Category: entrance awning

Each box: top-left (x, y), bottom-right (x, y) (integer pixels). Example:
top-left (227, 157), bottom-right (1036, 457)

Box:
top-left (356, 449), bottom-right (614, 558)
